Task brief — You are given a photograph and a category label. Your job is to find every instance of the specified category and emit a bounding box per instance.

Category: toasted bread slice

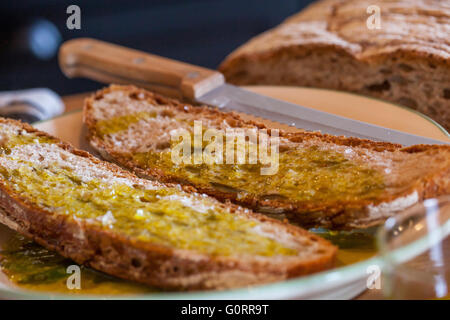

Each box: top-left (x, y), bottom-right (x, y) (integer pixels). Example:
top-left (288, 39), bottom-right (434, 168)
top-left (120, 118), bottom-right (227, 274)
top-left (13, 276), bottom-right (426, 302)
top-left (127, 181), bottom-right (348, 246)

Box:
top-left (0, 118), bottom-right (336, 290)
top-left (84, 85), bottom-right (450, 230)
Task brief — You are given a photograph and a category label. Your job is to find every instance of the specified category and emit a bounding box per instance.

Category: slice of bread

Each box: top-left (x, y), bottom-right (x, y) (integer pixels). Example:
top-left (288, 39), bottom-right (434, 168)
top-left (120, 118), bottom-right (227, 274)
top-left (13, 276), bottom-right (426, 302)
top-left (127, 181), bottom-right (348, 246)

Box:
top-left (218, 0), bottom-right (450, 131)
top-left (84, 85), bottom-right (450, 230)
top-left (0, 117), bottom-right (336, 290)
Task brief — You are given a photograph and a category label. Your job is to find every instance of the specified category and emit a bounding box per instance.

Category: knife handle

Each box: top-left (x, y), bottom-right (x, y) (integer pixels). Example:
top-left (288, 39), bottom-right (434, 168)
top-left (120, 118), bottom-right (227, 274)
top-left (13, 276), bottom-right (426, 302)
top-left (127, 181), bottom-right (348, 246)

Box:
top-left (58, 38), bottom-right (224, 101)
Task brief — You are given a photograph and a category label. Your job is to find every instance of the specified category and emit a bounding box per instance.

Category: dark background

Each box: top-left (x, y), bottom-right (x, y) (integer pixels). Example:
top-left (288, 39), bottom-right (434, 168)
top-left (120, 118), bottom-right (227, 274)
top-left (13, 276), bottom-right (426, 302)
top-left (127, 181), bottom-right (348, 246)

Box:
top-left (0, 0), bottom-right (314, 96)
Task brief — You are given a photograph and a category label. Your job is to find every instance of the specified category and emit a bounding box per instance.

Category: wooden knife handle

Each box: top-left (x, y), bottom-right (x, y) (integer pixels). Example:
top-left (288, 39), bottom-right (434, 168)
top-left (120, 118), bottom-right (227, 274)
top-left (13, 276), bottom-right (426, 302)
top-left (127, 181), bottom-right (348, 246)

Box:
top-left (58, 38), bottom-right (224, 100)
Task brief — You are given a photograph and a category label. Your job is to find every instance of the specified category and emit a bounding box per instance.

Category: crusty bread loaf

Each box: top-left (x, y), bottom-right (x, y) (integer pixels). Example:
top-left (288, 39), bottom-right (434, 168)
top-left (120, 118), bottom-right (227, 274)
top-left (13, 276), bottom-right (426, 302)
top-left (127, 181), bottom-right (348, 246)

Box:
top-left (0, 117), bottom-right (337, 290)
top-left (219, 0), bottom-right (450, 130)
top-left (84, 85), bottom-right (450, 230)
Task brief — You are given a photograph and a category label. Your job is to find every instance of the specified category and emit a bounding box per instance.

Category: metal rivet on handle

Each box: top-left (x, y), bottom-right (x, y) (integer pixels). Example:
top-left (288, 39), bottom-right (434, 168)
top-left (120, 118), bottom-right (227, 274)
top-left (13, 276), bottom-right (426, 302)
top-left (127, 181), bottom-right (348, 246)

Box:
top-left (186, 71), bottom-right (200, 79)
top-left (133, 57), bottom-right (145, 64)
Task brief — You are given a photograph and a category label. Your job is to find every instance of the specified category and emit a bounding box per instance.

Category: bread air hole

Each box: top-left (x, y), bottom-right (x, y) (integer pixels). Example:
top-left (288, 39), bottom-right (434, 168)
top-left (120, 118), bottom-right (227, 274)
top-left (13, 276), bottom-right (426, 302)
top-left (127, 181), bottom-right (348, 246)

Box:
top-left (159, 109), bottom-right (174, 118)
top-left (365, 80), bottom-right (390, 92)
top-left (161, 265), bottom-right (180, 275)
top-left (131, 258), bottom-right (142, 268)
top-left (398, 63), bottom-right (414, 72)
top-left (155, 141), bottom-right (171, 150)
top-left (444, 89), bottom-right (450, 99)
top-left (129, 92), bottom-right (146, 100)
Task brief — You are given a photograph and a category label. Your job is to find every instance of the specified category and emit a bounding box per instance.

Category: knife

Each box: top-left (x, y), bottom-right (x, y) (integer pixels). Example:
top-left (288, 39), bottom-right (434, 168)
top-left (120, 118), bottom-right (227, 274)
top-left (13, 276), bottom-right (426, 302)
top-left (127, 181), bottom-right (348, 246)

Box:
top-left (59, 38), bottom-right (448, 146)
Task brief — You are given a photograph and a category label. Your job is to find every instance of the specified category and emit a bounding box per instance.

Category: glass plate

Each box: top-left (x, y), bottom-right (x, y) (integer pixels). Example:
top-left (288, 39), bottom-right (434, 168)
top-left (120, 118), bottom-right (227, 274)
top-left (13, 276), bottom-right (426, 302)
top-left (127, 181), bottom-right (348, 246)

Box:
top-left (0, 86), bottom-right (448, 299)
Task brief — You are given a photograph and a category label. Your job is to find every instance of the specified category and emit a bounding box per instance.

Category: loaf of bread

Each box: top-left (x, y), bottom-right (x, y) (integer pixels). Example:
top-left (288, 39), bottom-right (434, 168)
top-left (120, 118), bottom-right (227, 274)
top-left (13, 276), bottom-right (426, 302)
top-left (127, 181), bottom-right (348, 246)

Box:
top-left (219, 0), bottom-right (450, 130)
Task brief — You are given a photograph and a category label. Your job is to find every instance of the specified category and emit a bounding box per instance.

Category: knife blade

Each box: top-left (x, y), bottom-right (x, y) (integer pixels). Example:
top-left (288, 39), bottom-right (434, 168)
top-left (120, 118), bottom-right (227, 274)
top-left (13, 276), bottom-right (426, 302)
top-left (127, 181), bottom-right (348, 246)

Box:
top-left (198, 84), bottom-right (448, 146)
top-left (59, 38), bottom-right (448, 146)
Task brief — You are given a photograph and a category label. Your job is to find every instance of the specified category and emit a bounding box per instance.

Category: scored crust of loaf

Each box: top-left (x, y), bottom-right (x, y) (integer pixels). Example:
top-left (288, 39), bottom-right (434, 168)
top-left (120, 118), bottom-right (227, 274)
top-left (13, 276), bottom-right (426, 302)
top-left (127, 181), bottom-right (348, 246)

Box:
top-left (83, 85), bottom-right (450, 230)
top-left (0, 118), bottom-right (337, 291)
top-left (218, 0), bottom-right (450, 130)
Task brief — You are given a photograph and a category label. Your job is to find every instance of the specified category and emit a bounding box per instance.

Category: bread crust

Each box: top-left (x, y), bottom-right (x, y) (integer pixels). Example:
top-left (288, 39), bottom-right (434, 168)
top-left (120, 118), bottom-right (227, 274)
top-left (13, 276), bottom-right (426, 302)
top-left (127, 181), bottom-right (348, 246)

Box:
top-left (83, 85), bottom-right (450, 230)
top-left (0, 117), bottom-right (337, 290)
top-left (219, 0), bottom-right (450, 130)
